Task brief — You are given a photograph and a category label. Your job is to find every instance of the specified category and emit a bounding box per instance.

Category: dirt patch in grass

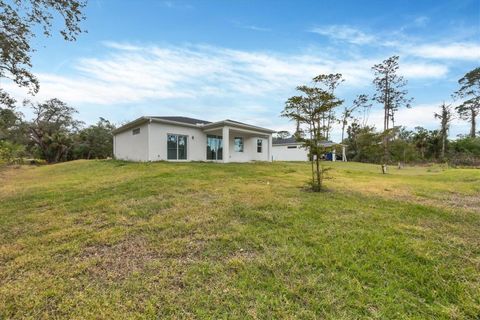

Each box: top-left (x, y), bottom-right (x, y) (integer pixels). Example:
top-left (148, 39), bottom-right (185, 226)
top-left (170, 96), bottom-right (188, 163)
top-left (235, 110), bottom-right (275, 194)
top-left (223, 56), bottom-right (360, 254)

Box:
top-left (78, 234), bottom-right (215, 282)
top-left (442, 193), bottom-right (480, 212)
top-left (79, 236), bottom-right (162, 281)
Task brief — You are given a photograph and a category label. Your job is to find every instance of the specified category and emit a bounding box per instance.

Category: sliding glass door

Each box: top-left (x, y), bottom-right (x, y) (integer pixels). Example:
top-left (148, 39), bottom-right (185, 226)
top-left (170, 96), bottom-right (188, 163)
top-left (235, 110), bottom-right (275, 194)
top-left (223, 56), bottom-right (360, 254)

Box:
top-left (206, 135), bottom-right (223, 160)
top-left (167, 134), bottom-right (188, 160)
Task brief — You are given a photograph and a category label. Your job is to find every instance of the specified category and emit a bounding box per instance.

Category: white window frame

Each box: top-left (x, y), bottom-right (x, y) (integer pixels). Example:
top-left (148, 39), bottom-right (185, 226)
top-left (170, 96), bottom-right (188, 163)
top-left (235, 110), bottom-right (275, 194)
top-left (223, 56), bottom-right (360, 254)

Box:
top-left (167, 134), bottom-right (188, 160)
top-left (234, 137), bottom-right (244, 152)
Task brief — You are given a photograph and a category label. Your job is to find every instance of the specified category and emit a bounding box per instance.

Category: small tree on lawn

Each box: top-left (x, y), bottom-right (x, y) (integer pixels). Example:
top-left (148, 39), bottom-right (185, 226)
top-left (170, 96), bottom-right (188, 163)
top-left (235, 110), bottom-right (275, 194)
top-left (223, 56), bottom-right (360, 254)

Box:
top-left (282, 82), bottom-right (342, 192)
top-left (453, 67), bottom-right (480, 138)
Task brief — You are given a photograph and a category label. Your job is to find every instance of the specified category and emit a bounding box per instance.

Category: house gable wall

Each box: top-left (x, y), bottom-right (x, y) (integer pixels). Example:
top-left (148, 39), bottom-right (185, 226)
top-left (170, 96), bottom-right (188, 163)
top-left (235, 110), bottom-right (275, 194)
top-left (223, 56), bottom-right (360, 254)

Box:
top-left (114, 122), bottom-right (149, 161)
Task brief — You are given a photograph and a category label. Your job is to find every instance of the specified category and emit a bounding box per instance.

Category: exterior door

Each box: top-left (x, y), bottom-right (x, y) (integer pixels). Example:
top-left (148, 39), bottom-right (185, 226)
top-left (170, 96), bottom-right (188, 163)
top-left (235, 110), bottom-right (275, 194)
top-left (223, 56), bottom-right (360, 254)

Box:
top-left (207, 135), bottom-right (223, 160)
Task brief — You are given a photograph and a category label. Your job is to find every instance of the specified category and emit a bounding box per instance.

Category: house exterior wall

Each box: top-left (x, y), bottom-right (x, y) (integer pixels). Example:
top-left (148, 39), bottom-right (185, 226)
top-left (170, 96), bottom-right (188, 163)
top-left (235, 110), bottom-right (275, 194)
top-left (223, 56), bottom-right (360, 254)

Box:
top-left (148, 122), bottom-right (207, 161)
top-left (114, 121), bottom-right (273, 162)
top-left (114, 122), bottom-right (149, 161)
top-left (272, 144), bottom-right (309, 161)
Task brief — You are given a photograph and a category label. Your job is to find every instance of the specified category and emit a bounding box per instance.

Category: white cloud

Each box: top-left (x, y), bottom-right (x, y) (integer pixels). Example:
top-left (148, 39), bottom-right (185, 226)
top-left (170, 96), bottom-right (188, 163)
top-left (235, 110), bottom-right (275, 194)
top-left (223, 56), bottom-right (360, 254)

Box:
top-left (310, 25), bottom-right (376, 45)
top-left (310, 24), bottom-right (480, 62)
top-left (363, 102), bottom-right (467, 136)
top-left (240, 25), bottom-right (271, 32)
top-left (5, 42), bottom-right (450, 109)
top-left (405, 42), bottom-right (480, 61)
top-left (400, 63), bottom-right (448, 78)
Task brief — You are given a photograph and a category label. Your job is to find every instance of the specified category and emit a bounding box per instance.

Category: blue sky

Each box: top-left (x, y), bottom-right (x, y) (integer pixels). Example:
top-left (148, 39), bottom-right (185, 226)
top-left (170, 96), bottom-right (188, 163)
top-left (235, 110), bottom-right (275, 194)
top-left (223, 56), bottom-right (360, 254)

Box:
top-left (6, 0), bottom-right (480, 140)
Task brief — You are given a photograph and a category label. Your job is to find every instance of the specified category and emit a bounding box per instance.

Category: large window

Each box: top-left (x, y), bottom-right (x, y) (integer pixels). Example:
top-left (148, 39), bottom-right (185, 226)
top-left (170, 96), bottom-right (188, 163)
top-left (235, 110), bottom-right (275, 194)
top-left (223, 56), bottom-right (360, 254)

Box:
top-left (257, 139), bottom-right (263, 153)
top-left (234, 137), bottom-right (244, 152)
top-left (207, 135), bottom-right (223, 160)
top-left (167, 134), bottom-right (188, 160)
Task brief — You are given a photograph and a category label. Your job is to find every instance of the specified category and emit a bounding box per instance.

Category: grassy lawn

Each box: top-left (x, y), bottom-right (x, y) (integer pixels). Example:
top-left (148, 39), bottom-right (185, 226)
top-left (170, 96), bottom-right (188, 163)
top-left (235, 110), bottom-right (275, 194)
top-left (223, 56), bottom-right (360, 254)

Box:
top-left (0, 160), bottom-right (479, 319)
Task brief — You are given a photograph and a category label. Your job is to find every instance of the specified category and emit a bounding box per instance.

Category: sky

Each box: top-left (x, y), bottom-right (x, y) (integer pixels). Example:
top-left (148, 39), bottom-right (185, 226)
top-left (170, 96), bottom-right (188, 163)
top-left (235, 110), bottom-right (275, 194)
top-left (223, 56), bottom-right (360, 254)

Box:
top-left (4, 0), bottom-right (480, 140)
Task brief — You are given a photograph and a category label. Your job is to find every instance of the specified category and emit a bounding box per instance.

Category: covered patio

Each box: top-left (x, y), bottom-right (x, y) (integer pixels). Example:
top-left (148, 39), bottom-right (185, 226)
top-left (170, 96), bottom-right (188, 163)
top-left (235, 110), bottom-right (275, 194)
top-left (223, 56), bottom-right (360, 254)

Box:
top-left (202, 120), bottom-right (274, 163)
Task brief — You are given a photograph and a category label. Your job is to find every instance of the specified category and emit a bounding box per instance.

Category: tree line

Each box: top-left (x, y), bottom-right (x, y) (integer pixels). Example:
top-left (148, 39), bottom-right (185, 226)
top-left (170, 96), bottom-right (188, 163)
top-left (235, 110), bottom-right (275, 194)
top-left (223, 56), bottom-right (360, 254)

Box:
top-left (0, 0), bottom-right (101, 164)
top-left (0, 98), bottom-right (115, 164)
top-left (345, 63), bottom-right (480, 167)
top-left (281, 58), bottom-right (479, 190)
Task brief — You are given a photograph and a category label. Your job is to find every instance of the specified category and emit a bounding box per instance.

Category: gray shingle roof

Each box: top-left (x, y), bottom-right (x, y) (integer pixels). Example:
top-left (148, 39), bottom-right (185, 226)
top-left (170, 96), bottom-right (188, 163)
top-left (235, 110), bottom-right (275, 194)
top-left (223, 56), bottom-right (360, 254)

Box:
top-left (273, 137), bottom-right (299, 144)
top-left (153, 116), bottom-right (211, 125)
top-left (273, 137), bottom-right (337, 147)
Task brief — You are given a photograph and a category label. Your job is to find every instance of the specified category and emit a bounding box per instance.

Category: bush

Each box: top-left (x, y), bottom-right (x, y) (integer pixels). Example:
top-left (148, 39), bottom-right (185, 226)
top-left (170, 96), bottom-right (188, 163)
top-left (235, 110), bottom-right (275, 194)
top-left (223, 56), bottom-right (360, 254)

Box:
top-left (448, 137), bottom-right (480, 167)
top-left (0, 141), bottom-right (25, 165)
top-left (450, 137), bottom-right (480, 156)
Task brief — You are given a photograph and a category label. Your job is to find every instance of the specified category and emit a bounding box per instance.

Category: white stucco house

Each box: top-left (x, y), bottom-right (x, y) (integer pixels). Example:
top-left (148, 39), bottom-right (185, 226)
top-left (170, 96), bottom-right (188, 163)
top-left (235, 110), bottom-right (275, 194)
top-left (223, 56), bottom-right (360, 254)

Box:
top-left (272, 137), bottom-right (345, 161)
top-left (113, 116), bottom-right (275, 162)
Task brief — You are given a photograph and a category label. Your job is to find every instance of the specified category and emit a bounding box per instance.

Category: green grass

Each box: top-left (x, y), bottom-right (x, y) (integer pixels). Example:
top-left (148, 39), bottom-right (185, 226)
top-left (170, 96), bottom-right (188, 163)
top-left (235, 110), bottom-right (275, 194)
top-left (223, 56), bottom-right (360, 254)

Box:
top-left (0, 160), bottom-right (479, 319)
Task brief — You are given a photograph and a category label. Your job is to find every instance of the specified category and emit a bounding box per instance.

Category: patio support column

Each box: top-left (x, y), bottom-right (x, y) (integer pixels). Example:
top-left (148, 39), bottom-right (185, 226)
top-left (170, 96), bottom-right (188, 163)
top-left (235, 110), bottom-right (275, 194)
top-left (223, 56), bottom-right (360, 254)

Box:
top-left (268, 134), bottom-right (273, 162)
top-left (223, 126), bottom-right (230, 163)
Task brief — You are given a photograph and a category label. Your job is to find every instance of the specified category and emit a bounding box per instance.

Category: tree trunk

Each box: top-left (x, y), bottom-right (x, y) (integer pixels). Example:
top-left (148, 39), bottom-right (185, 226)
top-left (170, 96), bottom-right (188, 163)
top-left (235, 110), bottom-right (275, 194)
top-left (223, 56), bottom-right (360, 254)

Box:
top-left (315, 153), bottom-right (321, 191)
top-left (382, 77), bottom-right (390, 174)
top-left (441, 134), bottom-right (446, 160)
top-left (341, 120), bottom-right (346, 143)
top-left (309, 123), bottom-right (315, 188)
top-left (471, 108), bottom-right (477, 138)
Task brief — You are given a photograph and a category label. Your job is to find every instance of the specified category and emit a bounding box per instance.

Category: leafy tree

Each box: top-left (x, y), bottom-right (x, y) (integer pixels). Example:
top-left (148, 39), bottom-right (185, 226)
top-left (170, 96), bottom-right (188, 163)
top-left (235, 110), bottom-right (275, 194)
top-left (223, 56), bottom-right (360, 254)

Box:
top-left (345, 122), bottom-right (383, 163)
top-left (411, 127), bottom-right (441, 161)
top-left (389, 127), bottom-right (417, 164)
top-left (312, 73), bottom-right (344, 140)
top-left (0, 103), bottom-right (21, 141)
top-left (372, 56), bottom-right (412, 172)
top-left (434, 103), bottom-right (454, 159)
top-left (0, 0), bottom-right (86, 106)
top-left (27, 98), bottom-right (82, 163)
top-left (0, 94), bottom-right (29, 151)
top-left (274, 130), bottom-right (291, 140)
top-left (0, 140), bottom-right (25, 164)
top-left (340, 94), bottom-right (370, 143)
top-left (72, 118), bottom-right (116, 159)
top-left (453, 67), bottom-right (480, 138)
top-left (412, 127), bottom-right (429, 160)
top-left (282, 79), bottom-right (342, 191)
top-left (285, 96), bottom-right (303, 135)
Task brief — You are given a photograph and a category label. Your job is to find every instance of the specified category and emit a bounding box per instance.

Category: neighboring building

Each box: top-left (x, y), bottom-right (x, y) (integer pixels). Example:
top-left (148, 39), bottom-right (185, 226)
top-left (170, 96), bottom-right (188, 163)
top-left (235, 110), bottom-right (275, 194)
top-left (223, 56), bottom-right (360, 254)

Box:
top-left (272, 137), bottom-right (309, 161)
top-left (113, 116), bottom-right (275, 162)
top-left (272, 137), bottom-right (343, 161)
